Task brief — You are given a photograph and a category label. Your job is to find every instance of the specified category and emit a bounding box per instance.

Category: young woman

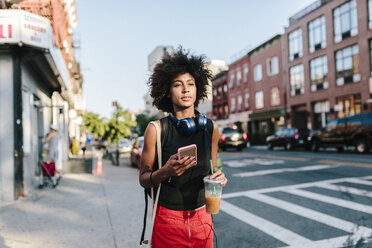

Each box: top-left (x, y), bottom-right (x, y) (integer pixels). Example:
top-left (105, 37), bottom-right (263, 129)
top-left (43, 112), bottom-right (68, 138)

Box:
top-left (139, 48), bottom-right (228, 247)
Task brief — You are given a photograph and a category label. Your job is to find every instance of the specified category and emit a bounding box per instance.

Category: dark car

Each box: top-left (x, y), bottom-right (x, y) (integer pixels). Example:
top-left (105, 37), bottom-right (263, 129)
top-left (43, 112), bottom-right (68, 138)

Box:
top-left (130, 136), bottom-right (144, 168)
top-left (310, 112), bottom-right (372, 153)
top-left (219, 125), bottom-right (247, 151)
top-left (266, 127), bottom-right (310, 151)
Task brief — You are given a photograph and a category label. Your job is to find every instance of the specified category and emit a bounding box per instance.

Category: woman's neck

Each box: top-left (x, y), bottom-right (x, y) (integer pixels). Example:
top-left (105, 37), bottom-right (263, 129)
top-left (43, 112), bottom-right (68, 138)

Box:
top-left (173, 106), bottom-right (195, 119)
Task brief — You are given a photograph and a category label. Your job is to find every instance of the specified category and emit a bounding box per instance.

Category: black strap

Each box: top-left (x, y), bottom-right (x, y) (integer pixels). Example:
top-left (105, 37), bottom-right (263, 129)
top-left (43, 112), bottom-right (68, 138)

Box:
top-left (140, 188), bottom-right (148, 244)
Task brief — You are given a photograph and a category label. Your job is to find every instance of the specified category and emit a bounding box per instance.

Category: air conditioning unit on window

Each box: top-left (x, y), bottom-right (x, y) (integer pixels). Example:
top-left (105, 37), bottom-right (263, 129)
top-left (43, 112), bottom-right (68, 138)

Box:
top-left (353, 74), bottom-right (360, 82)
top-left (323, 81), bottom-right (329, 89)
top-left (311, 85), bottom-right (317, 92)
top-left (336, 77), bottom-right (344, 86)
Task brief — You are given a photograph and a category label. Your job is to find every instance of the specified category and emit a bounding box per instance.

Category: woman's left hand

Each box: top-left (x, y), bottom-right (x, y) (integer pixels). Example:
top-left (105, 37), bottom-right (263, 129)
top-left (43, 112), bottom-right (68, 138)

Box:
top-left (210, 169), bottom-right (228, 187)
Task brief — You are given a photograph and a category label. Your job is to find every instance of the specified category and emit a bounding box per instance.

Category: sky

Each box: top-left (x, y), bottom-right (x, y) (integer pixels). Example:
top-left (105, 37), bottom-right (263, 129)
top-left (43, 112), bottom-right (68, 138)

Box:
top-left (75, 0), bottom-right (315, 118)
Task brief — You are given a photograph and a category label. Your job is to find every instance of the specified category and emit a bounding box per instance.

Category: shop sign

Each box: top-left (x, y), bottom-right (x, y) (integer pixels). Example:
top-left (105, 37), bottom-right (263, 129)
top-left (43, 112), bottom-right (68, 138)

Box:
top-left (0, 10), bottom-right (50, 49)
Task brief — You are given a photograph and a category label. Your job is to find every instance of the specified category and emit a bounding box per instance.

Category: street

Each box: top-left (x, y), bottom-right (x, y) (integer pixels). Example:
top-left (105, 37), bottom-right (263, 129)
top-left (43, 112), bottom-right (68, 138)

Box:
top-left (214, 147), bottom-right (372, 248)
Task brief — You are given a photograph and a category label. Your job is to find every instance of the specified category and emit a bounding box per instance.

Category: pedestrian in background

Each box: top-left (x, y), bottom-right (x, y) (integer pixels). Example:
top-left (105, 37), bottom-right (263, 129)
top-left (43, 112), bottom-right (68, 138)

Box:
top-left (44, 124), bottom-right (62, 179)
top-left (139, 48), bottom-right (228, 247)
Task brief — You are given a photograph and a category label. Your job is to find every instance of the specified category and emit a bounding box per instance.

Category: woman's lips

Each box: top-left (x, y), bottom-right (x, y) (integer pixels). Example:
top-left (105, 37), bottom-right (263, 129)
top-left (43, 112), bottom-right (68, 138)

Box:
top-left (181, 96), bottom-right (192, 101)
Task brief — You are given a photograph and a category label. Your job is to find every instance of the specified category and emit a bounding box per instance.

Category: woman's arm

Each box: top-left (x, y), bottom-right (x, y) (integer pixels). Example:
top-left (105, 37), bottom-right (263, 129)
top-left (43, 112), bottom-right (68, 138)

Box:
top-left (210, 121), bottom-right (228, 186)
top-left (139, 121), bottom-right (196, 188)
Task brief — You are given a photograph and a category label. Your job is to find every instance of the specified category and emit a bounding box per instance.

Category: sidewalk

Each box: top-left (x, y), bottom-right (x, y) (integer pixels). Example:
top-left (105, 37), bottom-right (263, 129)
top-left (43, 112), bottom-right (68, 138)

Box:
top-left (0, 155), bottom-right (149, 248)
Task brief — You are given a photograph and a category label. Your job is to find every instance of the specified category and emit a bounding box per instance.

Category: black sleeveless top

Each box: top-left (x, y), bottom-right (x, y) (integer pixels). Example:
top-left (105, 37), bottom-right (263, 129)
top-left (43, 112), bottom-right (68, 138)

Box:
top-left (153, 115), bottom-right (214, 210)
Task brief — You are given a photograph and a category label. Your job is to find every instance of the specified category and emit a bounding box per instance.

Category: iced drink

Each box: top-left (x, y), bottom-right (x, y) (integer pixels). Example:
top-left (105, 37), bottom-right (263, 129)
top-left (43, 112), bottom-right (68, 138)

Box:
top-left (203, 176), bottom-right (224, 215)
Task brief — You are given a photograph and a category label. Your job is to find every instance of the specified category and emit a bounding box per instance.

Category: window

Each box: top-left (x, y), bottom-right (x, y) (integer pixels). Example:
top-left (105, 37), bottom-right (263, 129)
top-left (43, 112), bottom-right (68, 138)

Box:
top-left (243, 64), bottom-right (249, 83)
top-left (254, 64), bottom-right (262, 82)
top-left (230, 93), bottom-right (235, 113)
top-left (289, 64), bottom-right (305, 96)
top-left (310, 55), bottom-right (328, 91)
top-left (369, 0), bottom-right (372, 28)
top-left (267, 56), bottom-right (279, 76)
top-left (229, 72), bottom-right (235, 88)
top-left (289, 28), bottom-right (303, 61)
top-left (237, 92), bottom-right (242, 112)
top-left (213, 88), bottom-right (217, 98)
top-left (270, 87), bottom-right (280, 106)
top-left (236, 68), bottom-right (241, 86)
top-left (308, 16), bottom-right (326, 53)
top-left (333, 0), bottom-right (357, 43)
top-left (223, 84), bottom-right (227, 98)
top-left (335, 44), bottom-right (359, 86)
top-left (255, 91), bottom-right (264, 109)
top-left (218, 86), bottom-right (222, 99)
top-left (244, 89), bottom-right (249, 110)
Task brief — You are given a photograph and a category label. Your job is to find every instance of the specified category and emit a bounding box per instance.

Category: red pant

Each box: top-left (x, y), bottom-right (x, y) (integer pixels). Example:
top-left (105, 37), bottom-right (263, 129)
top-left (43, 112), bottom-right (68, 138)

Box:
top-left (152, 205), bottom-right (214, 248)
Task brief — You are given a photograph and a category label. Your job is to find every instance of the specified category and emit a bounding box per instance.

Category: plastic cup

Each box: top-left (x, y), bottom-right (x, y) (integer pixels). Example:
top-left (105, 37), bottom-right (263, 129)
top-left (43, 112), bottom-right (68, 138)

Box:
top-left (203, 176), bottom-right (224, 214)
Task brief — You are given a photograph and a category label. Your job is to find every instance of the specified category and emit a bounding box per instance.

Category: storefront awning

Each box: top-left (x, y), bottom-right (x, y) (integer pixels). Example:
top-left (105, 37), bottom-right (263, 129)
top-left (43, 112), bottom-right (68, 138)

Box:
top-left (249, 108), bottom-right (286, 121)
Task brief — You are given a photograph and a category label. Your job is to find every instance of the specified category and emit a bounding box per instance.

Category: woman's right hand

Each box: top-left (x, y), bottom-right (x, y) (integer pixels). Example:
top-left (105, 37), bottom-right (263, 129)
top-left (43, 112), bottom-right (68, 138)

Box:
top-left (163, 153), bottom-right (196, 177)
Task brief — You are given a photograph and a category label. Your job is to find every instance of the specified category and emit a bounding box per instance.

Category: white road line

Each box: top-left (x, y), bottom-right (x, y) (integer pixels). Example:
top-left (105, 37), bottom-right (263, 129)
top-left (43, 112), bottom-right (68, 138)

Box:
top-left (222, 176), bottom-right (372, 199)
top-left (232, 164), bottom-right (338, 177)
top-left (287, 188), bottom-right (372, 214)
top-left (220, 200), bottom-right (311, 246)
top-left (345, 178), bottom-right (372, 186)
top-left (281, 231), bottom-right (372, 248)
top-left (318, 183), bottom-right (372, 198)
top-left (245, 192), bottom-right (372, 234)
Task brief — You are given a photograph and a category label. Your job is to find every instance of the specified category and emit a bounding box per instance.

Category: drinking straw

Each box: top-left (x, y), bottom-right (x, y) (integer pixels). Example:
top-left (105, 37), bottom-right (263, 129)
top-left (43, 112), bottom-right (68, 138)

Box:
top-left (210, 160), bottom-right (216, 196)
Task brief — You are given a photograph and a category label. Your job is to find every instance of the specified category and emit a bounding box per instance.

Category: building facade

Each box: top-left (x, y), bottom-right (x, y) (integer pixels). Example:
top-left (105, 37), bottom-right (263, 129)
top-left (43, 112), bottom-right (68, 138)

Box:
top-left (225, 54), bottom-right (250, 132)
top-left (0, 0), bottom-right (83, 201)
top-left (283, 0), bottom-right (372, 130)
top-left (212, 70), bottom-right (229, 126)
top-left (248, 35), bottom-right (286, 142)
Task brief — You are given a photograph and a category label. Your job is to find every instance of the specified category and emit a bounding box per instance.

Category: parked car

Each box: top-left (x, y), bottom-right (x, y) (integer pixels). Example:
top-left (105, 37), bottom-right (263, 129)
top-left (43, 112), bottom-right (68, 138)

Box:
top-left (310, 112), bottom-right (372, 153)
top-left (219, 125), bottom-right (247, 151)
top-left (130, 136), bottom-right (144, 168)
top-left (118, 138), bottom-right (133, 153)
top-left (266, 127), bottom-right (311, 150)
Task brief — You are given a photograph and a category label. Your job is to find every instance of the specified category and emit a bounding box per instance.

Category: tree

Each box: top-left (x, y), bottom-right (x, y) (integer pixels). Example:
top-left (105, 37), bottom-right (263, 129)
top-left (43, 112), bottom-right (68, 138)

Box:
top-left (136, 114), bottom-right (157, 136)
top-left (81, 112), bottom-right (108, 139)
top-left (104, 104), bottom-right (137, 142)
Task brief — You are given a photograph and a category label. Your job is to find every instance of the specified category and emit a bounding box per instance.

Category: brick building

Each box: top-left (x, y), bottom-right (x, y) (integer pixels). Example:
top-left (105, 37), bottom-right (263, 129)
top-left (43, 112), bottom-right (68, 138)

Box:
top-left (248, 34), bottom-right (286, 142)
top-left (283, 0), bottom-right (372, 130)
top-left (212, 70), bottom-right (229, 126)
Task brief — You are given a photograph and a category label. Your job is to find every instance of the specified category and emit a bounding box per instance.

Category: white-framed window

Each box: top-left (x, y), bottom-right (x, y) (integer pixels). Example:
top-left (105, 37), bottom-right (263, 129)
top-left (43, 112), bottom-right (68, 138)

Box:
top-left (218, 86), bottom-right (222, 99)
top-left (236, 68), bottom-right (241, 86)
top-left (213, 88), bottom-right (217, 98)
top-left (254, 64), bottom-right (262, 82)
top-left (310, 55), bottom-right (328, 91)
top-left (244, 89), bottom-right (249, 110)
top-left (223, 84), bottom-right (227, 98)
top-left (255, 91), bottom-right (264, 109)
top-left (289, 64), bottom-right (305, 96)
top-left (229, 72), bottom-right (235, 88)
top-left (243, 64), bottom-right (249, 83)
top-left (270, 87), bottom-right (280, 106)
top-left (308, 16), bottom-right (326, 53)
top-left (289, 28), bottom-right (303, 61)
top-left (267, 56), bottom-right (279, 76)
top-left (237, 92), bottom-right (242, 112)
top-left (230, 93), bottom-right (235, 113)
top-left (333, 0), bottom-right (357, 43)
top-left (335, 44), bottom-right (359, 85)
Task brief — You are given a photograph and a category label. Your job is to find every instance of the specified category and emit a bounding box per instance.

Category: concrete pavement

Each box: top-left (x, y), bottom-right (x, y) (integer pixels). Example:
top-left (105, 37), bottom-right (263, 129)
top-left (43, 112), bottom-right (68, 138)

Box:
top-left (0, 155), bottom-right (149, 248)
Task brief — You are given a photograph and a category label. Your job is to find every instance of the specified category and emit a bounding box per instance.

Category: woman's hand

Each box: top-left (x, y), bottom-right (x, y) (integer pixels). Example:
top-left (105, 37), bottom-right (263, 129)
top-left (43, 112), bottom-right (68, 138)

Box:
top-left (163, 153), bottom-right (196, 177)
top-left (210, 169), bottom-right (228, 187)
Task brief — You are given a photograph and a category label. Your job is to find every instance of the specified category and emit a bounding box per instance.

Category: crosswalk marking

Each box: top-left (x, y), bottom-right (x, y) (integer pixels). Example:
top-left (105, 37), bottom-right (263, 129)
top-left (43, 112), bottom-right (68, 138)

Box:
top-left (286, 188), bottom-right (372, 214)
top-left (346, 178), bottom-right (372, 186)
top-left (232, 164), bottom-right (338, 178)
top-left (318, 183), bottom-right (372, 198)
top-left (220, 200), bottom-right (311, 246)
top-left (245, 192), bottom-right (372, 234)
top-left (223, 176), bottom-right (372, 199)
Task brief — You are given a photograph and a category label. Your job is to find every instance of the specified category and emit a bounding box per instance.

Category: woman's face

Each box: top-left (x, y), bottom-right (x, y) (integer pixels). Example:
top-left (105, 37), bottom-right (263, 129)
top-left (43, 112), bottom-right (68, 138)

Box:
top-left (169, 72), bottom-right (196, 110)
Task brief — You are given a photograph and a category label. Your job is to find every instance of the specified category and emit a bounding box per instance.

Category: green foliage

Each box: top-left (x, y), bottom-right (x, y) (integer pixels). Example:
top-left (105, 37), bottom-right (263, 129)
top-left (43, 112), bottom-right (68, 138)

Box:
top-left (81, 104), bottom-right (137, 143)
top-left (81, 112), bottom-right (108, 139)
top-left (103, 104), bottom-right (137, 143)
top-left (136, 114), bottom-right (158, 136)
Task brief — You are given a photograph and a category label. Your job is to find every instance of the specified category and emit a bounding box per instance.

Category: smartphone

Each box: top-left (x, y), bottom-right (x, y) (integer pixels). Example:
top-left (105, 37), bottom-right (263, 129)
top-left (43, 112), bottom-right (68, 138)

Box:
top-left (178, 144), bottom-right (197, 163)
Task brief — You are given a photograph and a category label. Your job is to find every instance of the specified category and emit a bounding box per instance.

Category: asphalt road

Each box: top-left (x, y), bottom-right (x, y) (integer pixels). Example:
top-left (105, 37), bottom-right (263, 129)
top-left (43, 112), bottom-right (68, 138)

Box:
top-left (212, 147), bottom-right (372, 248)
